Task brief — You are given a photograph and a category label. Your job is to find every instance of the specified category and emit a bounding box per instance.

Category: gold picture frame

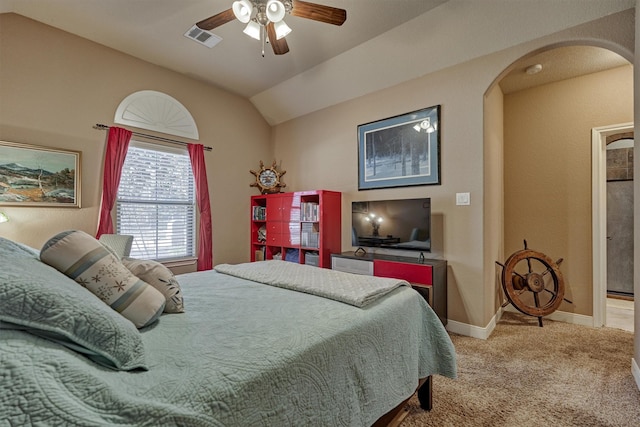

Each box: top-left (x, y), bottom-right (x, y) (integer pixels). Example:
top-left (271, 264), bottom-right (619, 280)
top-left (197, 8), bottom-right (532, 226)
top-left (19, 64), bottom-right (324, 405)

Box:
top-left (0, 140), bottom-right (81, 207)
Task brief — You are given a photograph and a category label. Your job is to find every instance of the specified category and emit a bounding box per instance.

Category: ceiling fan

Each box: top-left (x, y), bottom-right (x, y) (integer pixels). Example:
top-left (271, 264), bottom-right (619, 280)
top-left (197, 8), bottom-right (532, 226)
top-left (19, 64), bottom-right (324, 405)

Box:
top-left (196, 0), bottom-right (347, 56)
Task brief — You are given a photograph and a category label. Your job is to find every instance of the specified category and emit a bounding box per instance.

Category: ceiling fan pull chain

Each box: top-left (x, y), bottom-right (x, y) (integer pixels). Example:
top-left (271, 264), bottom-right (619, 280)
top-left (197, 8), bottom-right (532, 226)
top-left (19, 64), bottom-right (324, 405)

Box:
top-left (261, 25), bottom-right (266, 57)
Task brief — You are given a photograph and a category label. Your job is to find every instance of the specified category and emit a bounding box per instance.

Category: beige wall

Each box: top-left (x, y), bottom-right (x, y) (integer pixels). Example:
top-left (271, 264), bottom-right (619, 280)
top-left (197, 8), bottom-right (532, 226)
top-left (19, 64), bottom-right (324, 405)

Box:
top-left (504, 65), bottom-right (633, 316)
top-left (273, 58), bottom-right (493, 328)
top-left (0, 13), bottom-right (272, 268)
top-left (272, 12), bottom-right (635, 329)
top-left (484, 84), bottom-right (505, 317)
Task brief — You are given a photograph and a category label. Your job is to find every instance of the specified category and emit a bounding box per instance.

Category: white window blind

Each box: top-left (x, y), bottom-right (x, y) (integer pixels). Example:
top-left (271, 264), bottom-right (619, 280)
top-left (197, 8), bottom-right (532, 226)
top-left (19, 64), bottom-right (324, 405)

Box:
top-left (116, 141), bottom-right (196, 261)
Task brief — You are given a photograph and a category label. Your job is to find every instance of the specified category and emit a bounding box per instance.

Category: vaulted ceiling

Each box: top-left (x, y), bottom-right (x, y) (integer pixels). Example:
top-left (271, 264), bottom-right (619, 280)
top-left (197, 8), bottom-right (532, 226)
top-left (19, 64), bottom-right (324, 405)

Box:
top-left (0, 0), bottom-right (632, 125)
top-left (0, 0), bottom-right (446, 98)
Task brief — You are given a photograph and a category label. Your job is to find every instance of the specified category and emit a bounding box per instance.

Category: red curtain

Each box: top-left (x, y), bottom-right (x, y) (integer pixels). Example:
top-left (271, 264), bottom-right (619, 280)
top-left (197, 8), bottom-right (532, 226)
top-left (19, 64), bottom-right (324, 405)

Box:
top-left (188, 144), bottom-right (213, 271)
top-left (96, 127), bottom-right (132, 239)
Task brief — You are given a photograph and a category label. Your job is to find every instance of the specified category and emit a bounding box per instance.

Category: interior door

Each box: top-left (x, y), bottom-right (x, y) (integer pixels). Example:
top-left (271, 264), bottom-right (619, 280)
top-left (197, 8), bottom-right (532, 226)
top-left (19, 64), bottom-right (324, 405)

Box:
top-left (606, 138), bottom-right (634, 297)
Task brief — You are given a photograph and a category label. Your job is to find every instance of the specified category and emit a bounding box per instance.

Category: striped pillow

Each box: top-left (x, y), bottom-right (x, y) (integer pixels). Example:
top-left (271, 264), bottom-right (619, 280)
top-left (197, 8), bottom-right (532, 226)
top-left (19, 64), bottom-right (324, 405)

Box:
top-left (40, 230), bottom-right (165, 328)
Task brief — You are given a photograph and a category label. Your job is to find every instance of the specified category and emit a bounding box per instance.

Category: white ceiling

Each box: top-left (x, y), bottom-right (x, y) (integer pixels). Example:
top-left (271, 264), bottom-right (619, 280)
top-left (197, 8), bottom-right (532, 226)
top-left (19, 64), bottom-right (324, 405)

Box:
top-left (0, 0), bottom-right (447, 98)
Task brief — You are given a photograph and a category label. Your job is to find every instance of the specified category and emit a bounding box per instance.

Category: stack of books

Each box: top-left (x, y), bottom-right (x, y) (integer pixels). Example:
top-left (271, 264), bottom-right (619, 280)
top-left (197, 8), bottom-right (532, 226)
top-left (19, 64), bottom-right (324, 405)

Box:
top-left (301, 222), bottom-right (319, 248)
top-left (300, 202), bottom-right (319, 222)
top-left (252, 206), bottom-right (266, 220)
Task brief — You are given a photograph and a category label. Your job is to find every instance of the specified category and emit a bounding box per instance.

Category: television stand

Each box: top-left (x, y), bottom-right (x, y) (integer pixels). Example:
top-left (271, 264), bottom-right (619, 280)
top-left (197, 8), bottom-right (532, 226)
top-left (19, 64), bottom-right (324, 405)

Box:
top-left (331, 251), bottom-right (447, 325)
top-left (354, 247), bottom-right (367, 256)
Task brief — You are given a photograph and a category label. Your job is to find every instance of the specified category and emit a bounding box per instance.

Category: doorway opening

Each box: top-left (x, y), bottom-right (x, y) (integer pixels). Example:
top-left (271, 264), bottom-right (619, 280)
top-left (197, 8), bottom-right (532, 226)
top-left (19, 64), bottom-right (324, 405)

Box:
top-left (592, 123), bottom-right (634, 331)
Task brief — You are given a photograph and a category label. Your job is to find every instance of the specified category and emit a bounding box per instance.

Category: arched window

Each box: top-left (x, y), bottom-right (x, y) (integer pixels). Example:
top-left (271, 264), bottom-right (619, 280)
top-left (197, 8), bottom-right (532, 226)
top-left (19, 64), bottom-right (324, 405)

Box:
top-left (114, 90), bottom-right (199, 140)
top-left (112, 91), bottom-right (200, 262)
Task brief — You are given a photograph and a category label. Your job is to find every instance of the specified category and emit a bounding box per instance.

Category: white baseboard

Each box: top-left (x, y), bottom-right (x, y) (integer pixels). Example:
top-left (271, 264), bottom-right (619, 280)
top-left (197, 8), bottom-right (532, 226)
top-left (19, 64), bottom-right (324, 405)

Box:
top-left (446, 310), bottom-right (500, 340)
top-left (632, 358), bottom-right (640, 391)
top-left (503, 306), bottom-right (594, 327)
top-left (447, 307), bottom-right (594, 339)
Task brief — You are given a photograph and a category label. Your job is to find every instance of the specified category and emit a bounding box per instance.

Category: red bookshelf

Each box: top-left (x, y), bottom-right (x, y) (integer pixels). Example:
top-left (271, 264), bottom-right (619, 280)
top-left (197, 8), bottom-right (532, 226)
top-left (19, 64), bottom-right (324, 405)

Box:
top-left (250, 190), bottom-right (341, 268)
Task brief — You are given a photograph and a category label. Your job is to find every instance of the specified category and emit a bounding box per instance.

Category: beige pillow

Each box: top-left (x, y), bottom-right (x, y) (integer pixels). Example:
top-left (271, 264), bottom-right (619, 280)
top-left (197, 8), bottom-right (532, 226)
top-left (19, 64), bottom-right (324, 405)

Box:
top-left (122, 258), bottom-right (184, 313)
top-left (40, 230), bottom-right (166, 328)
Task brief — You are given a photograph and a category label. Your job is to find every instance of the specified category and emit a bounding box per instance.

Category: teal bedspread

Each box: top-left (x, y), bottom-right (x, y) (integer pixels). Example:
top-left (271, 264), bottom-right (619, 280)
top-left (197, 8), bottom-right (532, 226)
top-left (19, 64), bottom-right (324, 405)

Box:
top-left (214, 260), bottom-right (409, 307)
top-left (1, 268), bottom-right (456, 426)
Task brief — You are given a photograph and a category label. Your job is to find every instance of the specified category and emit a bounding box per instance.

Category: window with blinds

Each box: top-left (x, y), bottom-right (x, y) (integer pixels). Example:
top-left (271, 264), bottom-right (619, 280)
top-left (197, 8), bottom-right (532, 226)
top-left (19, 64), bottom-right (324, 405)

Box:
top-left (116, 141), bottom-right (196, 261)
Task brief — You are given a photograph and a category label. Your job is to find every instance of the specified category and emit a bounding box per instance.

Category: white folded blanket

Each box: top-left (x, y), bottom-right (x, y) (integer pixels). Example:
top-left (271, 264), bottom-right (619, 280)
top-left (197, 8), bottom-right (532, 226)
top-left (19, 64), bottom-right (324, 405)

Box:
top-left (214, 260), bottom-right (409, 308)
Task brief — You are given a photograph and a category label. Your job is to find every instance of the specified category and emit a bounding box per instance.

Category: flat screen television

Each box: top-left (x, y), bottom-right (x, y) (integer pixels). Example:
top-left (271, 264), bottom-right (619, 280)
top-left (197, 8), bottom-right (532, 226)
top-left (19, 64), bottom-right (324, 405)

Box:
top-left (351, 198), bottom-right (431, 254)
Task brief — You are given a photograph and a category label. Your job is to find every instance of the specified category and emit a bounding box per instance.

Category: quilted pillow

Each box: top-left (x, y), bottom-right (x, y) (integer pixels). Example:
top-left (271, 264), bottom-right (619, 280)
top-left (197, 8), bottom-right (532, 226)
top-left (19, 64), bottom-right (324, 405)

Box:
top-left (40, 230), bottom-right (165, 329)
top-left (0, 237), bottom-right (147, 371)
top-left (122, 258), bottom-right (185, 313)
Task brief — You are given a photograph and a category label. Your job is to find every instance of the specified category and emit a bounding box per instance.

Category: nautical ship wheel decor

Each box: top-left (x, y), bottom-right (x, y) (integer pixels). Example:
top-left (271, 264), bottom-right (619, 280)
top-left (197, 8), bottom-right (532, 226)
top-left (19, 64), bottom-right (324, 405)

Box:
top-left (496, 240), bottom-right (572, 327)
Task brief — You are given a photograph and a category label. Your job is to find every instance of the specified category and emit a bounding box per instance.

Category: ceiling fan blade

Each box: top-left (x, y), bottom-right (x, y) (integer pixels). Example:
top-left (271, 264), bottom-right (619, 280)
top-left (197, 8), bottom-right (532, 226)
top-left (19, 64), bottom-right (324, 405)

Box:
top-left (267, 22), bottom-right (290, 55)
top-left (291, 0), bottom-right (347, 26)
top-left (196, 8), bottom-right (236, 31)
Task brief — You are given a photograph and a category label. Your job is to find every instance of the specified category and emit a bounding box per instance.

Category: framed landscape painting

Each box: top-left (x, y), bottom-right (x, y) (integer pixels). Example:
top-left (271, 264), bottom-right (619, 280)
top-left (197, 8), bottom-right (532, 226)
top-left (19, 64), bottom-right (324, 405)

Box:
top-left (0, 141), bottom-right (81, 207)
top-left (358, 105), bottom-right (441, 190)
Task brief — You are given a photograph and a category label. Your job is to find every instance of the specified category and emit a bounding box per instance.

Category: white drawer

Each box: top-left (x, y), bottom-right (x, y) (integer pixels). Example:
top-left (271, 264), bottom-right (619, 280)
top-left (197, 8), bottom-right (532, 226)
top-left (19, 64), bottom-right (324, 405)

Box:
top-left (331, 257), bottom-right (373, 276)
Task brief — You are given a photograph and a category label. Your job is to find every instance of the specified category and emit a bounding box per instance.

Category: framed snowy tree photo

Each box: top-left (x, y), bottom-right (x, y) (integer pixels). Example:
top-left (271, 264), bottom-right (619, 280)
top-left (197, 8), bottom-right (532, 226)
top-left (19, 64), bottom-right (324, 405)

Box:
top-left (358, 105), bottom-right (440, 190)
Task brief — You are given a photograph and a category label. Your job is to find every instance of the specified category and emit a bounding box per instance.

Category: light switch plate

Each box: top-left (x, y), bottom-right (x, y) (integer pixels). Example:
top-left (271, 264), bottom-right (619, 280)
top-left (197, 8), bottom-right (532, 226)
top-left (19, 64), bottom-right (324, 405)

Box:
top-left (456, 192), bottom-right (470, 205)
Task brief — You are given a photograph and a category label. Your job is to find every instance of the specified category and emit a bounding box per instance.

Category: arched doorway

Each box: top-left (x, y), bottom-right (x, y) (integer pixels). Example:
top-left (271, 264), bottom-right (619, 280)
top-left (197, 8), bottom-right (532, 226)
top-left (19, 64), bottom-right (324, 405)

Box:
top-left (495, 45), bottom-right (633, 327)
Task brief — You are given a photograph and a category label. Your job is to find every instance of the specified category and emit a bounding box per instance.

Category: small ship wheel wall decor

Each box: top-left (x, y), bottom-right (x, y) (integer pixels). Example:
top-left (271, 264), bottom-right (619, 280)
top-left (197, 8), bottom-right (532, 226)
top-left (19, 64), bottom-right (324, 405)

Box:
top-left (250, 160), bottom-right (286, 194)
top-left (496, 240), bottom-right (573, 327)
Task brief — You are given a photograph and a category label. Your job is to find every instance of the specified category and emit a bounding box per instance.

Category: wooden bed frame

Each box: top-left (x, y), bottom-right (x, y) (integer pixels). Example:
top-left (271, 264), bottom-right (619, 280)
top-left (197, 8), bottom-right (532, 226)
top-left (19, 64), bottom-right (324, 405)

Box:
top-left (373, 376), bottom-right (432, 426)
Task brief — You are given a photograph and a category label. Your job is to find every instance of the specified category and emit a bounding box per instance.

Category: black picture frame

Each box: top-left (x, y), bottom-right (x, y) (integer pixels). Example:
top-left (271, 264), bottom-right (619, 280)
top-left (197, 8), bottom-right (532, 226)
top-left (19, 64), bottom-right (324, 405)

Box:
top-left (358, 105), bottom-right (441, 190)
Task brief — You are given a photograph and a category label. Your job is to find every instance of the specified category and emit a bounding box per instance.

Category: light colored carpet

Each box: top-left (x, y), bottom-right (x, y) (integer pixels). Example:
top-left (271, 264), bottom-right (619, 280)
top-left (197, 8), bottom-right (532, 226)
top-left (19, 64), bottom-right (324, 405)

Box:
top-left (402, 311), bottom-right (640, 427)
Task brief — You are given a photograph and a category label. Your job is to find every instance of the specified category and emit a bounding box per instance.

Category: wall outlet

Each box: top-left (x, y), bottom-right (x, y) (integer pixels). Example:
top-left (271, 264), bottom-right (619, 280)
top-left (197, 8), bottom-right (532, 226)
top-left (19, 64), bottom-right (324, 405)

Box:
top-left (456, 192), bottom-right (470, 205)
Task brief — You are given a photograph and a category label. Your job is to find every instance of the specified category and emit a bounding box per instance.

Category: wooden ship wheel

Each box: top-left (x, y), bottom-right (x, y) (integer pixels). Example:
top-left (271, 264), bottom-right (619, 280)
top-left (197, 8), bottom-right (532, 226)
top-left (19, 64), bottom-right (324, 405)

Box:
top-left (496, 240), bottom-right (572, 327)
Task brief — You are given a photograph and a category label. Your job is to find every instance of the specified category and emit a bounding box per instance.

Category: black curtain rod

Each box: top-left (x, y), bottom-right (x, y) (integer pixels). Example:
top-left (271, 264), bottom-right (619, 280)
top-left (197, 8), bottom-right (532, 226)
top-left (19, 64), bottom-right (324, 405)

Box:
top-left (93, 124), bottom-right (212, 151)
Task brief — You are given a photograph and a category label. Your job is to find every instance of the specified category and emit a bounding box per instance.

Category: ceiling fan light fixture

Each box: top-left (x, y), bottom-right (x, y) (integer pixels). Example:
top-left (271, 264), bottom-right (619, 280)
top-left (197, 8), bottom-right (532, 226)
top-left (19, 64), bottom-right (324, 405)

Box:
top-left (243, 20), bottom-right (261, 40)
top-left (266, 0), bottom-right (286, 22)
top-left (233, 0), bottom-right (254, 23)
top-left (274, 20), bottom-right (292, 40)
top-left (196, 0), bottom-right (345, 56)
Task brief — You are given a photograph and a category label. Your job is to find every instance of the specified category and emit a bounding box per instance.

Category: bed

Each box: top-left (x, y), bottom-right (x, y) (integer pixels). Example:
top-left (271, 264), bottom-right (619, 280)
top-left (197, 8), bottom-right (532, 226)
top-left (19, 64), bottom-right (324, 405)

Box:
top-left (0, 233), bottom-right (456, 426)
